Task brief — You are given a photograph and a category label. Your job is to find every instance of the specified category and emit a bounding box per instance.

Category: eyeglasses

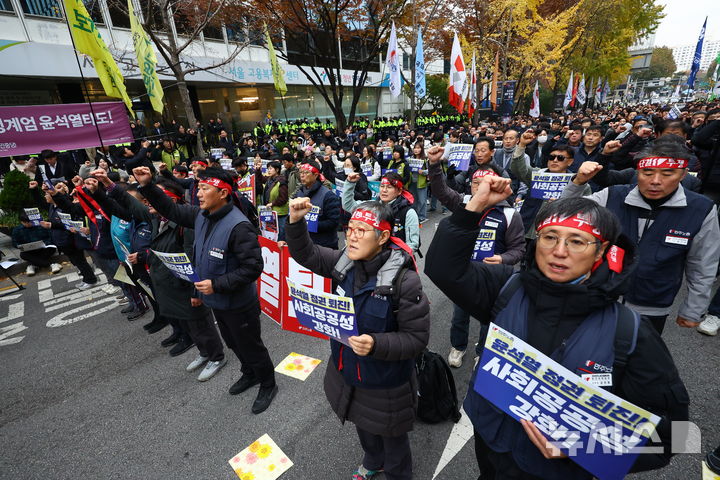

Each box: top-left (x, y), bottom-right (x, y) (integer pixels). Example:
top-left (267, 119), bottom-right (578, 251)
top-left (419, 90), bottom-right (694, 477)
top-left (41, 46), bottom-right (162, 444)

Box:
top-left (547, 154), bottom-right (567, 162)
top-left (537, 233), bottom-right (599, 253)
top-left (344, 225), bottom-right (374, 239)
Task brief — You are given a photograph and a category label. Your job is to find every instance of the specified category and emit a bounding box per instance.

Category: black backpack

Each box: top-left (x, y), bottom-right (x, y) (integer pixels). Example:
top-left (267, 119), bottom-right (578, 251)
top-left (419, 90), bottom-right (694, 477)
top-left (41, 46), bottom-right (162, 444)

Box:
top-left (389, 265), bottom-right (460, 424)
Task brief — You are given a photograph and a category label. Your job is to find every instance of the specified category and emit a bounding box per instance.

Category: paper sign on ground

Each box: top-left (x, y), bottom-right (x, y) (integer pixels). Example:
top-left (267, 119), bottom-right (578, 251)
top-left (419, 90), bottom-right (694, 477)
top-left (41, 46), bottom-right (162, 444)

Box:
top-left (24, 208), bottom-right (42, 226)
top-left (530, 172), bottom-right (573, 200)
top-left (275, 352), bottom-right (322, 381)
top-left (446, 144), bottom-right (474, 171)
top-left (286, 279), bottom-right (358, 346)
top-left (150, 250), bottom-right (200, 282)
top-left (228, 434), bottom-right (293, 480)
top-left (474, 323), bottom-right (661, 480)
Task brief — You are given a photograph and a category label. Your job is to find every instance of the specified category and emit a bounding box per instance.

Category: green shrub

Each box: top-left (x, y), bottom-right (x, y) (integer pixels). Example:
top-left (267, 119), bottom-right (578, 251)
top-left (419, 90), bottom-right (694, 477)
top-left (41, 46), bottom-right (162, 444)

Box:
top-left (0, 170), bottom-right (35, 214)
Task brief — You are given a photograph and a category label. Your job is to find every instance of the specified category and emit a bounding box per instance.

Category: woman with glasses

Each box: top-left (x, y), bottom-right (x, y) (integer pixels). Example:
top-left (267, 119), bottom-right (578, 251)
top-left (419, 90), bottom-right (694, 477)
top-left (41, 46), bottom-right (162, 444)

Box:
top-left (425, 171), bottom-right (688, 480)
top-left (285, 197), bottom-right (429, 480)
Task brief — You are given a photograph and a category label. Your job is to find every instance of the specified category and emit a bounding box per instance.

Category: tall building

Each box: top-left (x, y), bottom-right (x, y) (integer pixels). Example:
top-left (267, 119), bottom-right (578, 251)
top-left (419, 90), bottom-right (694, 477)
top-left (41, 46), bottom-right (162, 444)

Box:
top-left (672, 40), bottom-right (720, 72)
top-left (628, 33), bottom-right (656, 71)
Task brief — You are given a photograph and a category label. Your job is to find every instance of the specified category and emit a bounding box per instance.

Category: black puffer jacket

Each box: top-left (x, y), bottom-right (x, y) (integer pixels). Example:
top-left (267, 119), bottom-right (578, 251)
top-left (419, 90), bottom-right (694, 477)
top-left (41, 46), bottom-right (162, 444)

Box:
top-left (286, 217), bottom-right (430, 436)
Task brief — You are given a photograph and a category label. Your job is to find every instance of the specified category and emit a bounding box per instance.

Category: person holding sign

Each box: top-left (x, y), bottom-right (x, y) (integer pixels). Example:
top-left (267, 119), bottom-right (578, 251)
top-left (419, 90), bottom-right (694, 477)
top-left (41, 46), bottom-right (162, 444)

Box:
top-left (407, 142), bottom-right (429, 224)
top-left (255, 160), bottom-right (289, 241)
top-left (512, 131), bottom-right (590, 240)
top-left (379, 145), bottom-right (411, 187)
top-left (294, 159), bottom-right (341, 249)
top-left (133, 166), bottom-right (278, 414)
top-left (426, 179), bottom-right (689, 479)
top-left (285, 197), bottom-right (429, 480)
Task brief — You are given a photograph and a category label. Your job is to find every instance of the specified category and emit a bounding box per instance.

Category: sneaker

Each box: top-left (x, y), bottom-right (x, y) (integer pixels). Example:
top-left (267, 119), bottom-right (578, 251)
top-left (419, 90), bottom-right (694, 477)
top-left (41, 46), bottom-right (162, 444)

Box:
top-left (115, 293), bottom-right (125, 300)
top-left (229, 375), bottom-right (260, 395)
top-left (251, 384), bottom-right (278, 414)
top-left (102, 285), bottom-right (120, 295)
top-left (75, 282), bottom-right (95, 290)
top-left (169, 336), bottom-right (195, 356)
top-left (186, 355), bottom-right (209, 373)
top-left (698, 314), bottom-right (720, 336)
top-left (197, 358), bottom-right (227, 381)
top-left (352, 465), bottom-right (382, 479)
top-left (50, 263), bottom-right (62, 274)
top-left (706, 448), bottom-right (720, 475)
top-left (448, 347), bottom-right (466, 368)
top-left (160, 331), bottom-right (180, 347)
top-left (25, 265), bottom-right (36, 276)
top-left (118, 297), bottom-right (130, 305)
top-left (127, 308), bottom-right (148, 321)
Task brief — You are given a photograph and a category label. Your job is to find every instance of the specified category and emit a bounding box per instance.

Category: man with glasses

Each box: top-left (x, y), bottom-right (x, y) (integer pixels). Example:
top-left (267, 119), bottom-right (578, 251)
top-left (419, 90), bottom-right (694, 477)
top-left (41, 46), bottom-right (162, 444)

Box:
top-left (562, 140), bottom-right (720, 334)
top-left (294, 158), bottom-right (341, 249)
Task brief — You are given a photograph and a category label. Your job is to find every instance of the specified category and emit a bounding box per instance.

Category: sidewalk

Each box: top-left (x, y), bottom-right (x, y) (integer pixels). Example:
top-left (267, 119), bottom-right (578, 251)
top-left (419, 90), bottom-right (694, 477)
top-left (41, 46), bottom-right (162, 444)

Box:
top-left (0, 230), bottom-right (70, 279)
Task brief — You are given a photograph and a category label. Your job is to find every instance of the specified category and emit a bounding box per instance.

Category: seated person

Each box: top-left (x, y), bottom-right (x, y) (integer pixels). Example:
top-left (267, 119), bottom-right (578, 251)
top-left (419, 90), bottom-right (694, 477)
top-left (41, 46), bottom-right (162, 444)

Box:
top-left (11, 213), bottom-right (61, 276)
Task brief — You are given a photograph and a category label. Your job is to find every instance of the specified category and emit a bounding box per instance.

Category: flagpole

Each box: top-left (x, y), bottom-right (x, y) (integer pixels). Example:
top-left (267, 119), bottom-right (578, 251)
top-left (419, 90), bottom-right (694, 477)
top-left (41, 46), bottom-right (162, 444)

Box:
top-left (60, 1), bottom-right (106, 150)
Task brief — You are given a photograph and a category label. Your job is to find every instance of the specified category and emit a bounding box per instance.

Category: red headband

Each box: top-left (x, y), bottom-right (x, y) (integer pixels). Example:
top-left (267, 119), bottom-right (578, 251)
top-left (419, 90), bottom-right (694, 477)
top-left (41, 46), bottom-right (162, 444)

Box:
top-left (636, 156), bottom-right (688, 169)
top-left (381, 176), bottom-right (403, 190)
top-left (160, 188), bottom-right (182, 201)
top-left (536, 213), bottom-right (604, 241)
top-left (199, 177), bottom-right (233, 195)
top-left (473, 169), bottom-right (499, 180)
top-left (350, 209), bottom-right (392, 232)
top-left (300, 163), bottom-right (320, 175)
top-left (192, 159), bottom-right (208, 167)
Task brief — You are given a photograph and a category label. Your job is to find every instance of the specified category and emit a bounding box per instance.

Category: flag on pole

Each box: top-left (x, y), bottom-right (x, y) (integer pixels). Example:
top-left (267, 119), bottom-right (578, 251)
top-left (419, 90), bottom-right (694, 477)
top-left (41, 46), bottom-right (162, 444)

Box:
top-left (385, 22), bottom-right (401, 98)
top-left (563, 72), bottom-right (574, 111)
top-left (602, 80), bottom-right (611, 104)
top-left (687, 17), bottom-right (707, 90)
top-left (415, 27), bottom-right (426, 99)
top-left (490, 50), bottom-right (499, 111)
top-left (576, 75), bottom-right (587, 106)
top-left (529, 81), bottom-right (540, 118)
top-left (468, 52), bottom-right (477, 118)
top-left (129, 0), bottom-right (163, 113)
top-left (63, 0), bottom-right (133, 112)
top-left (594, 78), bottom-right (603, 104)
top-left (448, 33), bottom-right (467, 114)
top-left (264, 23), bottom-right (287, 96)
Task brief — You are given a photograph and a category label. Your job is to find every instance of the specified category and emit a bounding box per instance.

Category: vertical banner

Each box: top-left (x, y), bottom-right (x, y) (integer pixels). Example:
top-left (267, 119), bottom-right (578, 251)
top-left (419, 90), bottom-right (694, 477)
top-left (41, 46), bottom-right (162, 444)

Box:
top-left (258, 235), bottom-right (282, 324)
top-left (500, 81), bottom-right (516, 116)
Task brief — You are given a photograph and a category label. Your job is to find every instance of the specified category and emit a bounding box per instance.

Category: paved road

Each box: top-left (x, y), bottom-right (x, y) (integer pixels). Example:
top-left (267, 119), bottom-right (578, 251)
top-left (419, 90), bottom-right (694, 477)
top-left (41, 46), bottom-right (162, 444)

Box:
top-left (0, 210), bottom-right (717, 480)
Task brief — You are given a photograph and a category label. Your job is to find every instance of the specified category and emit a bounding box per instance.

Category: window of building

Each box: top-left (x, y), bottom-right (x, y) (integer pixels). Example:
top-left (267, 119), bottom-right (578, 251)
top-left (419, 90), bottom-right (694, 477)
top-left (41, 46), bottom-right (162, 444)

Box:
top-left (203, 24), bottom-right (224, 41)
top-left (226, 21), bottom-right (246, 43)
top-left (0, 0), bottom-right (14, 13)
top-left (83, 0), bottom-right (103, 24)
top-left (107, 3), bottom-right (130, 28)
top-left (20, 0), bottom-right (61, 18)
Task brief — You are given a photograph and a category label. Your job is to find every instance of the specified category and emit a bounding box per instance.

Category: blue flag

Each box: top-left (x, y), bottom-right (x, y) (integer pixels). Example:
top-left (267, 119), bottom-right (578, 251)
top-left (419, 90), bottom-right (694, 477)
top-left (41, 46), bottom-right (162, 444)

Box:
top-left (415, 28), bottom-right (426, 98)
top-left (687, 17), bottom-right (707, 90)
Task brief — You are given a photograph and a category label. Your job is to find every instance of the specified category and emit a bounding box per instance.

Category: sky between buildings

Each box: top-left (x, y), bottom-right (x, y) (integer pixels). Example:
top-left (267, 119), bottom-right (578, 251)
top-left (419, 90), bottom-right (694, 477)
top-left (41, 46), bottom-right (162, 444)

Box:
top-left (654, 0), bottom-right (719, 48)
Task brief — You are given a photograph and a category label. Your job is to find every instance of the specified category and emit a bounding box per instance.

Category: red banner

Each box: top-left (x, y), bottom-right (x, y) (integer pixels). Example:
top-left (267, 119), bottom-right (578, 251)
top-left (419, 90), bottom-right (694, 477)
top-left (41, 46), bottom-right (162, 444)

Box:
top-left (237, 174), bottom-right (256, 206)
top-left (256, 235), bottom-right (331, 340)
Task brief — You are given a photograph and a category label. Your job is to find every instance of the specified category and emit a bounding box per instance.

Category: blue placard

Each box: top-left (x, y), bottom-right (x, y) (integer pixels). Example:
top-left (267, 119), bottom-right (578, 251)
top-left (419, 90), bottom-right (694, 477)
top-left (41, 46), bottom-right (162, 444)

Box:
top-left (471, 229), bottom-right (496, 261)
top-left (381, 168), bottom-right (398, 176)
top-left (447, 144), bottom-right (474, 171)
top-left (305, 205), bottom-right (321, 233)
top-left (361, 161), bottom-right (374, 177)
top-left (368, 181), bottom-right (381, 200)
top-left (408, 158), bottom-right (425, 173)
top-left (382, 148), bottom-right (392, 162)
top-left (530, 172), bottom-right (574, 200)
top-left (151, 250), bottom-right (201, 283)
top-left (287, 280), bottom-right (358, 346)
top-left (24, 207), bottom-right (42, 226)
top-left (259, 208), bottom-right (278, 241)
top-left (333, 179), bottom-right (345, 198)
top-left (474, 324), bottom-right (661, 480)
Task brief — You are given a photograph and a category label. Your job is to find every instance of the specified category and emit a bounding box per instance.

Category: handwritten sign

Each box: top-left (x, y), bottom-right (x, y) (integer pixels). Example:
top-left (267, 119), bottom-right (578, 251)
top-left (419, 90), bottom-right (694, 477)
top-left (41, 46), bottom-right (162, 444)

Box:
top-left (447, 144), bottom-right (474, 171)
top-left (24, 207), bottom-right (42, 226)
top-left (305, 205), bottom-right (320, 233)
top-left (475, 323), bottom-right (661, 480)
top-left (286, 279), bottom-right (358, 346)
top-left (151, 250), bottom-right (200, 282)
top-left (530, 172), bottom-right (574, 200)
top-left (471, 229), bottom-right (496, 261)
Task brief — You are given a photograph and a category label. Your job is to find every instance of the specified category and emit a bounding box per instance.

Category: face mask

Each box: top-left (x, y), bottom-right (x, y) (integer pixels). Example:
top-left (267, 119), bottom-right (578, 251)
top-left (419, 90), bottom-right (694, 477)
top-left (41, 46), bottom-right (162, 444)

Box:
top-left (538, 135), bottom-right (548, 144)
top-left (344, 167), bottom-right (354, 175)
top-left (338, 152), bottom-right (345, 158)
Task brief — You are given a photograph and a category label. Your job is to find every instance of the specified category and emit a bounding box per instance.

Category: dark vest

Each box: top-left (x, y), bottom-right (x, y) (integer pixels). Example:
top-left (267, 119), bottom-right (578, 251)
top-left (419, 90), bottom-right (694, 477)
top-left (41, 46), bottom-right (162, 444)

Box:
top-left (193, 206), bottom-right (256, 310)
top-left (605, 185), bottom-right (712, 308)
top-left (48, 205), bottom-right (73, 248)
top-left (519, 196), bottom-right (543, 232)
top-left (466, 283), bottom-right (619, 480)
top-left (478, 206), bottom-right (510, 256)
top-left (330, 268), bottom-right (414, 389)
top-left (303, 182), bottom-right (338, 248)
top-left (390, 197), bottom-right (413, 243)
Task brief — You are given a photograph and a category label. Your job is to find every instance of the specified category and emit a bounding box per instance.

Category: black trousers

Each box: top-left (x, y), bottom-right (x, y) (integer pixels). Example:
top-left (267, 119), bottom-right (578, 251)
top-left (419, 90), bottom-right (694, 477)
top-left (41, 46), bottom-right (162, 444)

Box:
top-left (474, 431), bottom-right (544, 480)
top-left (180, 310), bottom-right (225, 362)
top-left (212, 301), bottom-right (275, 387)
top-left (641, 314), bottom-right (668, 335)
top-left (62, 246), bottom-right (97, 284)
top-left (20, 247), bottom-right (56, 268)
top-left (355, 426), bottom-right (412, 480)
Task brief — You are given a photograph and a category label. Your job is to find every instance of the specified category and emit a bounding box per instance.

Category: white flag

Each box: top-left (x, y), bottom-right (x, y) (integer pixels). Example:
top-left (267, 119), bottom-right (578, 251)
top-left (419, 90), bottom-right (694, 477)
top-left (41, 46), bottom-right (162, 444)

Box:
top-left (385, 22), bottom-right (401, 98)
top-left (468, 52), bottom-right (477, 117)
top-left (448, 33), bottom-right (467, 113)
top-left (576, 75), bottom-right (587, 105)
top-left (529, 81), bottom-right (540, 118)
top-left (563, 72), bottom-right (574, 111)
top-left (594, 78), bottom-right (602, 104)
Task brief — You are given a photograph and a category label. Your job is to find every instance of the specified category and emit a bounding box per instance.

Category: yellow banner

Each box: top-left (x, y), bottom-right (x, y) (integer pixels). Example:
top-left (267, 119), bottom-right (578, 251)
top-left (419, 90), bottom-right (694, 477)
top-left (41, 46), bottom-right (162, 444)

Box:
top-left (128, 0), bottom-right (163, 113)
top-left (63, 0), bottom-right (133, 112)
top-left (264, 24), bottom-right (287, 96)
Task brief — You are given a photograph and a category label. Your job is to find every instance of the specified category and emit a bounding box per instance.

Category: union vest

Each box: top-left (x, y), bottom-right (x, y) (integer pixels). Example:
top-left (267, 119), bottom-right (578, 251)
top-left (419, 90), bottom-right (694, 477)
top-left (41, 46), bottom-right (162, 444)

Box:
top-left (330, 267), bottom-right (414, 388)
top-left (193, 206), bottom-right (256, 310)
top-left (301, 182), bottom-right (338, 248)
top-left (466, 281), bottom-right (622, 480)
top-left (479, 206), bottom-right (512, 255)
top-left (390, 197), bottom-right (413, 243)
top-left (605, 185), bottom-right (712, 308)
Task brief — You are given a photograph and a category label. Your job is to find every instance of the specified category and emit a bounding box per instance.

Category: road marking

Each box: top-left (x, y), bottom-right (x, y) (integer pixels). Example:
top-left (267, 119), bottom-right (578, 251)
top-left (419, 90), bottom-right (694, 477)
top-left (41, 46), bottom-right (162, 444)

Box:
top-left (0, 294), bottom-right (22, 302)
top-left (0, 322), bottom-right (27, 346)
top-left (46, 297), bottom-right (119, 328)
top-left (43, 286), bottom-right (109, 309)
top-left (0, 302), bottom-right (24, 325)
top-left (432, 406), bottom-right (474, 479)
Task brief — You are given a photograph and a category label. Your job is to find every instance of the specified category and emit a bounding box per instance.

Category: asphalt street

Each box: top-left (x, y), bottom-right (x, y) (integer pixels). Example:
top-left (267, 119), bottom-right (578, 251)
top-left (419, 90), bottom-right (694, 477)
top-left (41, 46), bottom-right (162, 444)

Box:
top-left (0, 209), bottom-right (718, 480)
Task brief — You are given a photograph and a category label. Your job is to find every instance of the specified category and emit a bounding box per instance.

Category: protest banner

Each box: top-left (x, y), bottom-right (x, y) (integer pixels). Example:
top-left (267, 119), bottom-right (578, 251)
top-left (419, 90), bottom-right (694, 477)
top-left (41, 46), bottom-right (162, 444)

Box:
top-left (258, 235), bottom-right (283, 324)
top-left (0, 102), bottom-right (132, 156)
top-left (368, 181), bottom-right (381, 200)
top-left (112, 234), bottom-right (133, 268)
top-left (475, 323), bottom-right (661, 480)
top-left (286, 279), bottom-right (358, 346)
top-left (219, 158), bottom-right (232, 170)
top-left (23, 207), bottom-right (42, 226)
top-left (151, 250), bottom-right (201, 282)
top-left (379, 147), bottom-right (392, 162)
top-left (237, 175), bottom-right (256, 206)
top-left (305, 205), bottom-right (320, 233)
top-left (471, 229), bottom-right (496, 261)
top-left (381, 168), bottom-right (398, 176)
top-left (408, 158), bottom-right (425, 173)
top-left (259, 206), bottom-right (279, 242)
top-left (210, 148), bottom-right (224, 159)
top-left (446, 144), bottom-right (474, 171)
top-left (361, 161), bottom-right (374, 177)
top-left (530, 172), bottom-right (574, 200)
top-left (333, 179), bottom-right (345, 198)
top-left (281, 250), bottom-right (332, 340)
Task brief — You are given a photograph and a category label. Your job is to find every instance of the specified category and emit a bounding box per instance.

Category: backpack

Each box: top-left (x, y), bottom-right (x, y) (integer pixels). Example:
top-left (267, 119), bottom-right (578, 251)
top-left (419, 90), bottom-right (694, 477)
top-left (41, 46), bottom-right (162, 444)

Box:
top-left (389, 266), bottom-right (461, 424)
